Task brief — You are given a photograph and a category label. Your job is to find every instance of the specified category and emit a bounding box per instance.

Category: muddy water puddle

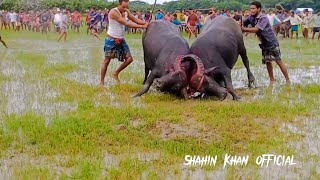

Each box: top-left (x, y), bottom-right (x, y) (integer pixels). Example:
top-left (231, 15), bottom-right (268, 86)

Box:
top-left (0, 39), bottom-right (110, 115)
top-left (0, 52), bottom-right (77, 124)
top-left (232, 66), bottom-right (320, 89)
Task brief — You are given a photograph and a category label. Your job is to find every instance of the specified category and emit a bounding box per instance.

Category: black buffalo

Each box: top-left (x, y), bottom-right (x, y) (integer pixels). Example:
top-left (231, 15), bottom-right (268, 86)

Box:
top-left (134, 20), bottom-right (208, 98)
top-left (190, 16), bottom-right (255, 100)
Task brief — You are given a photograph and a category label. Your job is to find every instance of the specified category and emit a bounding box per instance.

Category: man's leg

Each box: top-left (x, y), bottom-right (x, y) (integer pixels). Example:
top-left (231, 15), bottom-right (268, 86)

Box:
top-left (276, 60), bottom-right (290, 83)
top-left (266, 62), bottom-right (275, 82)
top-left (64, 32), bottom-right (67, 41)
top-left (305, 28), bottom-right (309, 39)
top-left (312, 31), bottom-right (316, 39)
top-left (57, 32), bottom-right (65, 42)
top-left (100, 57), bottom-right (111, 85)
top-left (113, 56), bottom-right (133, 83)
top-left (91, 29), bottom-right (100, 40)
top-left (0, 36), bottom-right (8, 48)
top-left (11, 22), bottom-right (15, 30)
top-left (291, 30), bottom-right (293, 39)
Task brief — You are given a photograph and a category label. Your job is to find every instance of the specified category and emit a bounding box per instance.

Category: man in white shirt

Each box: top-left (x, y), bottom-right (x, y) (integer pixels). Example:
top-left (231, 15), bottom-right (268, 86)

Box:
top-left (58, 10), bottom-right (68, 42)
top-left (267, 10), bottom-right (281, 27)
top-left (267, 10), bottom-right (281, 34)
top-left (302, 9), bottom-right (313, 39)
top-left (9, 11), bottom-right (16, 30)
top-left (54, 8), bottom-right (62, 33)
top-left (283, 11), bottom-right (303, 39)
top-left (312, 10), bottom-right (320, 40)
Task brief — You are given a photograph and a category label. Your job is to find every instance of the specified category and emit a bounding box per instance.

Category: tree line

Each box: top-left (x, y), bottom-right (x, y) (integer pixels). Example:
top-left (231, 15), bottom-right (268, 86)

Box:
top-left (0, 0), bottom-right (319, 12)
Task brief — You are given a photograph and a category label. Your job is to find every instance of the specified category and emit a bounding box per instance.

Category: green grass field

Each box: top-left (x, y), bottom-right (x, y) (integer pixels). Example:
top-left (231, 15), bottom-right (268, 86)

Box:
top-left (0, 28), bottom-right (319, 179)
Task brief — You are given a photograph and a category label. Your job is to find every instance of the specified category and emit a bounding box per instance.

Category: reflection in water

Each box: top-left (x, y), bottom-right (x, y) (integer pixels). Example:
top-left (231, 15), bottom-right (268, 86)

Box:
top-left (232, 66), bottom-right (320, 89)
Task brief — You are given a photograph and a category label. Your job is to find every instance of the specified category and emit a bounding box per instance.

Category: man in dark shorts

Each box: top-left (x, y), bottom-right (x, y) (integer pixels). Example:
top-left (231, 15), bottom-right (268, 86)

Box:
top-left (242, 1), bottom-right (290, 84)
top-left (312, 10), bottom-right (320, 40)
top-left (41, 10), bottom-right (50, 34)
top-left (89, 7), bottom-right (100, 40)
top-left (72, 9), bottom-right (81, 33)
top-left (100, 0), bottom-right (148, 85)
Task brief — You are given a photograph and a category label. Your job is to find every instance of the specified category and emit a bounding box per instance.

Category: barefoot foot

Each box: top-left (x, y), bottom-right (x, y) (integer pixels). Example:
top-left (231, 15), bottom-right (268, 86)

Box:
top-left (112, 73), bottom-right (120, 83)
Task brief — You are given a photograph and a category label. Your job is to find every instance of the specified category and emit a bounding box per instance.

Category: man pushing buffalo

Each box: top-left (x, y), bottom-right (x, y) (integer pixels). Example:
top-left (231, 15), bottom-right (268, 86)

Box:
top-left (100, 0), bottom-right (148, 85)
top-left (242, 1), bottom-right (290, 84)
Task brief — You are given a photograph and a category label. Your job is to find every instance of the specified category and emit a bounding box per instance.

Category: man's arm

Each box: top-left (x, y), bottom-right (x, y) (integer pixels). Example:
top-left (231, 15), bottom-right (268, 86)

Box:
top-left (242, 16), bottom-right (268, 34)
top-left (110, 9), bottom-right (146, 29)
top-left (241, 26), bottom-right (260, 33)
top-left (283, 16), bottom-right (290, 22)
top-left (126, 10), bottom-right (146, 25)
top-left (242, 17), bottom-right (250, 27)
top-left (274, 14), bottom-right (281, 23)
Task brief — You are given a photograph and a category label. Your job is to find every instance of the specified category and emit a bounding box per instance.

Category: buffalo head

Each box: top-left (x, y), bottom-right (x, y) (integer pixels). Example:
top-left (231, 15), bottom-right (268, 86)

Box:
top-left (154, 55), bottom-right (190, 97)
top-left (185, 54), bottom-right (228, 100)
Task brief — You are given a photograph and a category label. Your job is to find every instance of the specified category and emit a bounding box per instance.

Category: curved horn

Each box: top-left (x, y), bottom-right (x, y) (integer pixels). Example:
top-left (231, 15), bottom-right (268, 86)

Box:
top-left (204, 66), bottom-right (220, 74)
top-left (182, 54), bottom-right (206, 92)
top-left (172, 55), bottom-right (185, 72)
top-left (182, 54), bottom-right (205, 76)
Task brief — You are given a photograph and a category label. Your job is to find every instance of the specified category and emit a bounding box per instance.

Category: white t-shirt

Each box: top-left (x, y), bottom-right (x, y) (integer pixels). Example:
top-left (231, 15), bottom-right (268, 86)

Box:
top-left (283, 15), bottom-right (303, 26)
top-left (302, 15), bottom-right (313, 28)
top-left (10, 12), bottom-right (17, 22)
top-left (267, 14), bottom-right (281, 26)
top-left (54, 13), bottom-right (62, 24)
top-left (184, 15), bottom-right (188, 24)
top-left (314, 15), bottom-right (320, 27)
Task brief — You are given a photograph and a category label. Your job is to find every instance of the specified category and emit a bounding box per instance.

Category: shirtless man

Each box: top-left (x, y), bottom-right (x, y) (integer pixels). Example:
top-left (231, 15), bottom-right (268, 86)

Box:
top-left (100, 0), bottom-right (148, 85)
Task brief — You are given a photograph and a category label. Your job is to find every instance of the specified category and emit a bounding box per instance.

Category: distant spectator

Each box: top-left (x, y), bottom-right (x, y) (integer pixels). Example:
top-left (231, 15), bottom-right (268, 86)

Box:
top-left (302, 9), bottom-right (312, 39)
top-left (144, 9), bottom-right (152, 22)
top-left (187, 10), bottom-right (198, 38)
top-left (156, 10), bottom-right (164, 20)
top-left (54, 8), bottom-right (62, 32)
top-left (283, 11), bottom-right (303, 39)
top-left (233, 10), bottom-right (242, 24)
top-left (171, 14), bottom-right (181, 26)
top-left (58, 10), bottom-right (68, 42)
top-left (164, 12), bottom-right (172, 21)
top-left (312, 10), bottom-right (320, 40)
top-left (72, 9), bottom-right (81, 33)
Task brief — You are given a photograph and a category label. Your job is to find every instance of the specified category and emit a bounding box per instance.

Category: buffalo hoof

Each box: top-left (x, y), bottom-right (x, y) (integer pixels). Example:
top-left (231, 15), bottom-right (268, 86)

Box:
top-left (219, 90), bottom-right (228, 101)
top-left (248, 76), bottom-right (256, 89)
top-left (233, 95), bottom-right (241, 101)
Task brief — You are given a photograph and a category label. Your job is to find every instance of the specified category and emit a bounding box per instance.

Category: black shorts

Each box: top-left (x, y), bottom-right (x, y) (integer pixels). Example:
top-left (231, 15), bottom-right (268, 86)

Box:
top-left (261, 46), bottom-right (281, 64)
top-left (313, 27), bottom-right (320, 32)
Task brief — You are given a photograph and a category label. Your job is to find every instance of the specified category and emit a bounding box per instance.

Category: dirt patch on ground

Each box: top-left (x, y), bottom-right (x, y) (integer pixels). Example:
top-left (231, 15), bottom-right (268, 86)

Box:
top-left (150, 115), bottom-right (220, 143)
